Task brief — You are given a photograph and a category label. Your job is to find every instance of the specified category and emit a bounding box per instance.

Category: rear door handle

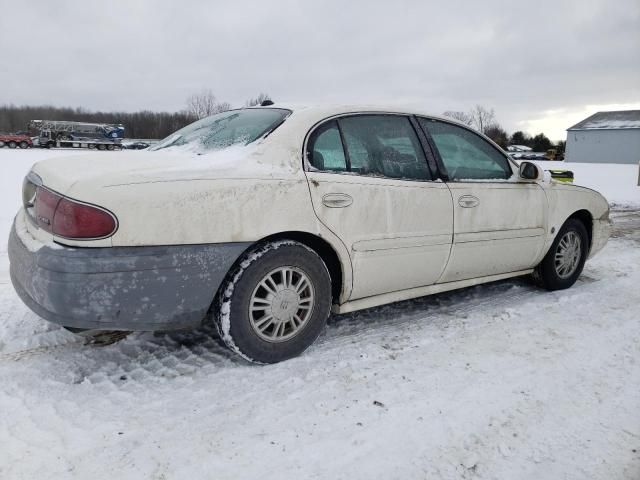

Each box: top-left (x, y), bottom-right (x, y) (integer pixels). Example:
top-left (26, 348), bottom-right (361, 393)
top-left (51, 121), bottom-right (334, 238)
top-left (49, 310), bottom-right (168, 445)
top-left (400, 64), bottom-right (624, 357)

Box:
top-left (322, 193), bottom-right (353, 208)
top-left (458, 195), bottom-right (479, 208)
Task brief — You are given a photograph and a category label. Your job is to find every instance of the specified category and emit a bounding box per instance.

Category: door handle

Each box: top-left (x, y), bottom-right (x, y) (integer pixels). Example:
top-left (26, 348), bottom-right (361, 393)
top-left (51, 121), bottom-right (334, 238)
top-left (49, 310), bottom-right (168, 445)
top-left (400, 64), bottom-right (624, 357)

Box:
top-left (458, 195), bottom-right (479, 208)
top-left (322, 193), bottom-right (353, 208)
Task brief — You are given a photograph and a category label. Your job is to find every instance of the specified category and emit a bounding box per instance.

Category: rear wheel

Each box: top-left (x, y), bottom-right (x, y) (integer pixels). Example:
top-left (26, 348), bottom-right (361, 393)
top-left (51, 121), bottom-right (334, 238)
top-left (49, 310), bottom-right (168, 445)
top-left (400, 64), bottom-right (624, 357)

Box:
top-left (97, 144), bottom-right (106, 151)
top-left (8, 141), bottom-right (16, 149)
top-left (213, 241), bottom-right (332, 364)
top-left (19, 141), bottom-right (28, 149)
top-left (533, 218), bottom-right (589, 290)
top-left (0, 141), bottom-right (4, 148)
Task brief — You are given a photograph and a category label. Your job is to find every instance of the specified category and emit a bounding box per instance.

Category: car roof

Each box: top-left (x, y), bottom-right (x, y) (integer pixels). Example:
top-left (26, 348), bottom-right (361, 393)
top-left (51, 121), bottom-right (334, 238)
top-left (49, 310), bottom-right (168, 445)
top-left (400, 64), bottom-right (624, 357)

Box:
top-left (246, 103), bottom-right (461, 126)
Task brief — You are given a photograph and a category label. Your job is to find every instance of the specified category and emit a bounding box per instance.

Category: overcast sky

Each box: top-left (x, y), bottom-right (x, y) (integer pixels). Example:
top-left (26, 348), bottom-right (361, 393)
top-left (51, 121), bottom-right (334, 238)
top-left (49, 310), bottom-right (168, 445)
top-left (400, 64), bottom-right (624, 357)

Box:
top-left (1, 0), bottom-right (639, 140)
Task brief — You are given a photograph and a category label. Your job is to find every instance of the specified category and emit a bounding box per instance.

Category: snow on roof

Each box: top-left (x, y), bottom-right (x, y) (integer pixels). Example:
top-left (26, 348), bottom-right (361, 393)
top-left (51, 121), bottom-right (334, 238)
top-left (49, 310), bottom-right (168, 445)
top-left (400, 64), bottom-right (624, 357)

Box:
top-left (568, 110), bottom-right (640, 130)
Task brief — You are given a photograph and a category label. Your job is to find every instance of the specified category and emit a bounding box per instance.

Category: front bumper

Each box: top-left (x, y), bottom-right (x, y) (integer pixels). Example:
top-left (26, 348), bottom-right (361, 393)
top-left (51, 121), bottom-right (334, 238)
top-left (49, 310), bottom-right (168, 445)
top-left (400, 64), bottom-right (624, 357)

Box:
top-left (589, 216), bottom-right (612, 259)
top-left (8, 219), bottom-right (250, 331)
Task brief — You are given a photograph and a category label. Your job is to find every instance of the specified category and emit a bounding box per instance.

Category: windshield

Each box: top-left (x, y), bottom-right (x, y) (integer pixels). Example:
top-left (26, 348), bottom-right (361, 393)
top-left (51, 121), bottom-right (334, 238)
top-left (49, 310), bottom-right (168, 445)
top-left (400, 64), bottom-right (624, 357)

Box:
top-left (150, 108), bottom-right (291, 153)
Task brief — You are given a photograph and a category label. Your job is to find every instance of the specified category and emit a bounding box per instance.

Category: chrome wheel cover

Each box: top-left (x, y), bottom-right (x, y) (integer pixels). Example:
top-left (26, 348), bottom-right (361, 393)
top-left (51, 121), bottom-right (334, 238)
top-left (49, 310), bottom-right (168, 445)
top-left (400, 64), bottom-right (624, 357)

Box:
top-left (249, 266), bottom-right (315, 343)
top-left (554, 231), bottom-right (582, 279)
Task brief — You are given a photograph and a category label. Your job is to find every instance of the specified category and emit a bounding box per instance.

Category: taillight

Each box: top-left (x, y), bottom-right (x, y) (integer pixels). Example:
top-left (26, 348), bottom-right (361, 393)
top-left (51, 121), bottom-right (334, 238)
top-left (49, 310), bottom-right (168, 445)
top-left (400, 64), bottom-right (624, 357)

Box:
top-left (35, 188), bottom-right (61, 230)
top-left (33, 186), bottom-right (117, 239)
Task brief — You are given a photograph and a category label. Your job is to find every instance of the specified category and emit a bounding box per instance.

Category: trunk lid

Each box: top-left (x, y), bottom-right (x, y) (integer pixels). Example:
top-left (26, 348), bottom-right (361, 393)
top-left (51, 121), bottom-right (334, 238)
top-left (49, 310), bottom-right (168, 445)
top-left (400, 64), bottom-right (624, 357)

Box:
top-left (28, 144), bottom-right (291, 195)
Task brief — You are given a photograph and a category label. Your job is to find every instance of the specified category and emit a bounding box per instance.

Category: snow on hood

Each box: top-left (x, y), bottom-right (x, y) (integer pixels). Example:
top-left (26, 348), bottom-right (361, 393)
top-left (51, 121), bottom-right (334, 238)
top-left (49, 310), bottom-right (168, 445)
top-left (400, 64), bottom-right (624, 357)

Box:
top-left (30, 143), bottom-right (300, 195)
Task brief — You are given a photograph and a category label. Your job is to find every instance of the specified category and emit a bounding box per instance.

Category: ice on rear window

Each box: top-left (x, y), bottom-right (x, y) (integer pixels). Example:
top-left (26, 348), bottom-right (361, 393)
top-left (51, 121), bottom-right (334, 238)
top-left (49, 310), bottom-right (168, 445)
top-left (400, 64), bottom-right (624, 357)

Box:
top-left (150, 108), bottom-right (290, 154)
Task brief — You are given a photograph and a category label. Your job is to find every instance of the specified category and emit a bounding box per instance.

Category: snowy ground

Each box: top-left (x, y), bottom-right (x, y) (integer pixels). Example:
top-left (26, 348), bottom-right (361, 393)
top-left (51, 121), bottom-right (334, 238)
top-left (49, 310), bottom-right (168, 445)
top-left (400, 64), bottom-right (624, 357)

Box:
top-left (0, 149), bottom-right (639, 479)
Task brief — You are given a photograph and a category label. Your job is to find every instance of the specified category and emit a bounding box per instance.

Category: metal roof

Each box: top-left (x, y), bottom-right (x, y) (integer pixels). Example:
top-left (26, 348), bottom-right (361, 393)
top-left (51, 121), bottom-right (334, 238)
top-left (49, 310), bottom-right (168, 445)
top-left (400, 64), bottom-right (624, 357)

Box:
top-left (568, 110), bottom-right (640, 131)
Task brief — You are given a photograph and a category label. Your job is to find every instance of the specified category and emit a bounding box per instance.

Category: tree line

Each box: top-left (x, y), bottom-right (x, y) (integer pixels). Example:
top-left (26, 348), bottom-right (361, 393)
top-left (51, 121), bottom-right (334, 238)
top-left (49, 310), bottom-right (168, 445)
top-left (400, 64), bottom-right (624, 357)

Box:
top-left (0, 104), bottom-right (195, 139)
top-left (443, 106), bottom-right (561, 152)
top-left (0, 90), bottom-right (271, 139)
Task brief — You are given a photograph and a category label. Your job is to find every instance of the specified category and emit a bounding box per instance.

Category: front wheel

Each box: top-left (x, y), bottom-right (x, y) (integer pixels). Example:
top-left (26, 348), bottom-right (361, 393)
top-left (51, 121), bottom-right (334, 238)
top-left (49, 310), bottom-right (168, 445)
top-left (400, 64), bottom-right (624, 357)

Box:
top-left (213, 241), bottom-right (332, 364)
top-left (8, 141), bottom-right (16, 148)
top-left (533, 218), bottom-right (589, 290)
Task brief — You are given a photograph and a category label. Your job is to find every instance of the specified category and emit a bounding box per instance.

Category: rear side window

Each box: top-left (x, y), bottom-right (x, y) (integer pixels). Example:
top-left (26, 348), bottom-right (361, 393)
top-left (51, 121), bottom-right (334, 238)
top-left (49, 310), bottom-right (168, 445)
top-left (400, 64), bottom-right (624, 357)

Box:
top-left (340, 115), bottom-right (431, 180)
top-left (419, 119), bottom-right (511, 180)
top-left (307, 114), bottom-right (431, 181)
top-left (307, 121), bottom-right (347, 171)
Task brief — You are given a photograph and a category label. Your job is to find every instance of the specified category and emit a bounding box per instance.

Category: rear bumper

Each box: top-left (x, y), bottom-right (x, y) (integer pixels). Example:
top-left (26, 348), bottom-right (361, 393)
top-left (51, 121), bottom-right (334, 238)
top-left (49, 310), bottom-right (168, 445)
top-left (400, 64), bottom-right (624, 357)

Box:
top-left (8, 218), bottom-right (250, 331)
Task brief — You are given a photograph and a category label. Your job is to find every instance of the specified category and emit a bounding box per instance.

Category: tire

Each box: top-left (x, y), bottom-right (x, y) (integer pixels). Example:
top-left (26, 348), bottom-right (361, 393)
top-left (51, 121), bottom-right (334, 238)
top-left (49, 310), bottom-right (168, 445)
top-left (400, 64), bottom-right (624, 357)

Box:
top-left (107, 144), bottom-right (115, 151)
top-left (19, 141), bottom-right (28, 149)
top-left (0, 141), bottom-right (4, 148)
top-left (213, 240), bottom-right (332, 364)
top-left (532, 218), bottom-right (589, 291)
top-left (97, 144), bottom-right (106, 151)
top-left (88, 144), bottom-right (96, 149)
top-left (8, 141), bottom-right (16, 149)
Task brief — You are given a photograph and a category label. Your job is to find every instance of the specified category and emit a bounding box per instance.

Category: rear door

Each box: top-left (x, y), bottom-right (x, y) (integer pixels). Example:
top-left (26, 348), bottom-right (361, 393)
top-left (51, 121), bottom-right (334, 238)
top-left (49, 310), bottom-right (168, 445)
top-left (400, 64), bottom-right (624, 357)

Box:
top-left (304, 114), bottom-right (454, 301)
top-left (418, 118), bottom-right (548, 282)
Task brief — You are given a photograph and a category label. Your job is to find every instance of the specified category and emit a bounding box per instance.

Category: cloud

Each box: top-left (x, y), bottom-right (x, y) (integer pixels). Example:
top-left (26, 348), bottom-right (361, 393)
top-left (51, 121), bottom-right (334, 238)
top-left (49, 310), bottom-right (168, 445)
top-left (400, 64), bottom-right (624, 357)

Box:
top-left (1, 0), bottom-right (638, 139)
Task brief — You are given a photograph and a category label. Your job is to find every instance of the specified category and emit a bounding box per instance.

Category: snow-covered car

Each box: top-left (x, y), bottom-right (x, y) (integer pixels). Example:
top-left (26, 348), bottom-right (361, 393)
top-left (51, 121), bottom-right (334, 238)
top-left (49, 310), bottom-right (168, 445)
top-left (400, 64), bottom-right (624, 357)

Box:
top-left (123, 141), bottom-right (150, 150)
top-left (8, 105), bottom-right (612, 363)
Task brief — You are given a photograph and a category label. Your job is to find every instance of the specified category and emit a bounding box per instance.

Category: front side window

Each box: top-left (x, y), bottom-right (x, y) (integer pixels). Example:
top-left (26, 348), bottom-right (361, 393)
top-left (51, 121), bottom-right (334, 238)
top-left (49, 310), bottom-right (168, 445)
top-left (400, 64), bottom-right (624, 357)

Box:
top-left (307, 114), bottom-right (431, 181)
top-left (150, 108), bottom-right (290, 154)
top-left (419, 119), bottom-right (512, 181)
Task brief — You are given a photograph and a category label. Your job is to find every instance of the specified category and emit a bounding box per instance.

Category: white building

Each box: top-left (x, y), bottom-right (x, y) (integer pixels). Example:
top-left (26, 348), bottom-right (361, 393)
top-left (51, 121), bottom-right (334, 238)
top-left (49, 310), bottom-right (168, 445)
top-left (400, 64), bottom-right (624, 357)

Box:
top-left (565, 110), bottom-right (640, 164)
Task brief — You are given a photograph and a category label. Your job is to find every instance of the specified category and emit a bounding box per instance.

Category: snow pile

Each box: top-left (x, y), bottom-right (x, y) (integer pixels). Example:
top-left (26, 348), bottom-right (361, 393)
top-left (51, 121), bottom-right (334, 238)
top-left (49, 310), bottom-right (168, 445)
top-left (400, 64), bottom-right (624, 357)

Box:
top-left (531, 160), bottom-right (640, 207)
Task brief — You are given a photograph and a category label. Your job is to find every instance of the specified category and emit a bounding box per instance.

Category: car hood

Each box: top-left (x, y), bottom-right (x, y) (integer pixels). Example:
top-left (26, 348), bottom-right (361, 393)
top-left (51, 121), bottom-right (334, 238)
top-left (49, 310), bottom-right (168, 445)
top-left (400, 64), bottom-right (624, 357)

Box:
top-left (30, 145), bottom-right (300, 195)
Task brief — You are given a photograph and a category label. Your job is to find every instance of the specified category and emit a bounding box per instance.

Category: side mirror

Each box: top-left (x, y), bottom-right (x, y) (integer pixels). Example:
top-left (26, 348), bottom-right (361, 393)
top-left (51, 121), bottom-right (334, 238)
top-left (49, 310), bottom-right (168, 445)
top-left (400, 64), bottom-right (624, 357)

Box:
top-left (519, 161), bottom-right (542, 181)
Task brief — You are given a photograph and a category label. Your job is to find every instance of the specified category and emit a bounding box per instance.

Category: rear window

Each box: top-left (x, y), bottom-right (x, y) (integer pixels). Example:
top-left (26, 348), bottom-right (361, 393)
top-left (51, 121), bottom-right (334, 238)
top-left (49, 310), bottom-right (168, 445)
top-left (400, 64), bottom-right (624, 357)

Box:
top-left (150, 108), bottom-right (290, 153)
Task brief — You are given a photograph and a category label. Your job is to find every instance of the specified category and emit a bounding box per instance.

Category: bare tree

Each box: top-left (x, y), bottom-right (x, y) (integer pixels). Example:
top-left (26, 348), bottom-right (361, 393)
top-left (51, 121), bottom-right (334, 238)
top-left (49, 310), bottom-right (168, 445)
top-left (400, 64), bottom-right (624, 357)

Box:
top-left (185, 89), bottom-right (231, 119)
top-left (484, 124), bottom-right (509, 148)
top-left (245, 93), bottom-right (271, 107)
top-left (443, 111), bottom-right (473, 126)
top-left (468, 105), bottom-right (496, 134)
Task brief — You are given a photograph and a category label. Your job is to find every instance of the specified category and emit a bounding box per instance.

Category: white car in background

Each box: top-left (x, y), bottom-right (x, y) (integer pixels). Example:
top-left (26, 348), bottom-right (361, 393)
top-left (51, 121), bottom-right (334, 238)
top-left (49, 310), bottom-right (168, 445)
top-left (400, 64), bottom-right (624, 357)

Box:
top-left (9, 105), bottom-right (611, 363)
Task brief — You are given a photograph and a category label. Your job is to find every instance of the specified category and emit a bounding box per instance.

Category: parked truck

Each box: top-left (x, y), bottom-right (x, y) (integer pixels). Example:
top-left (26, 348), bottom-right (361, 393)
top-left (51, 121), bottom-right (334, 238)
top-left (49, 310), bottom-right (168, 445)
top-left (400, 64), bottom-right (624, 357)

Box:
top-left (0, 133), bottom-right (33, 149)
top-left (29, 120), bottom-right (125, 150)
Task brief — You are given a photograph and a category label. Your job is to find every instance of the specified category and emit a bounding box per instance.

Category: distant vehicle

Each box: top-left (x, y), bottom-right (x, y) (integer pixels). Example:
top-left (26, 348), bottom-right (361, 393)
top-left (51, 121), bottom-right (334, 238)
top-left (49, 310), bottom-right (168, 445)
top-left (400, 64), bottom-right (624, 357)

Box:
top-left (0, 133), bottom-right (32, 149)
top-left (9, 105), bottom-right (611, 364)
top-left (520, 152), bottom-right (548, 160)
top-left (507, 144), bottom-right (532, 152)
top-left (545, 149), bottom-right (564, 161)
top-left (506, 145), bottom-right (533, 159)
top-left (28, 120), bottom-right (125, 150)
top-left (124, 141), bottom-right (150, 150)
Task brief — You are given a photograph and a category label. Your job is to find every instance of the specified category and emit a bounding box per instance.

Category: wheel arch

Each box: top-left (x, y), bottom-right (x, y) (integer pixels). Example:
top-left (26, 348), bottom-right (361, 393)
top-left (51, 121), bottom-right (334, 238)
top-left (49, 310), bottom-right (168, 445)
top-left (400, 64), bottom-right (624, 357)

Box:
top-left (258, 231), bottom-right (345, 303)
top-left (211, 230), bottom-right (349, 317)
top-left (566, 209), bottom-right (593, 251)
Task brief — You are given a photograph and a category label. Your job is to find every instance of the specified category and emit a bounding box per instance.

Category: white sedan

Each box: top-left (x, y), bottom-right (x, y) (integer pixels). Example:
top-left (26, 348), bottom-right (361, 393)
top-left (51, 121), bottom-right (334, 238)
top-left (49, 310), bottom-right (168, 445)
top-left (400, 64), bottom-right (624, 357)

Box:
top-left (9, 105), bottom-right (611, 363)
